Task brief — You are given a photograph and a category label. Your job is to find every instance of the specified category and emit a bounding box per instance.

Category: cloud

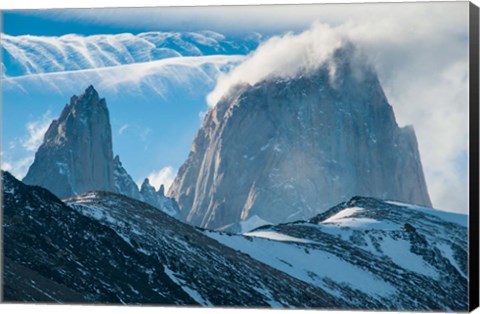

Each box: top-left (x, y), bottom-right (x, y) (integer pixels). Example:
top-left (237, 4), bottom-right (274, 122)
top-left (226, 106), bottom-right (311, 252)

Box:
top-left (21, 110), bottom-right (52, 152)
top-left (17, 2), bottom-right (465, 36)
top-left (207, 22), bottom-right (344, 106)
top-left (4, 54), bottom-right (243, 98)
top-left (118, 124), bottom-right (130, 135)
top-left (198, 110), bottom-right (207, 121)
top-left (139, 127), bottom-right (152, 142)
top-left (2, 32), bottom-right (247, 78)
top-left (206, 6), bottom-right (469, 213)
top-left (146, 166), bottom-right (176, 191)
top-left (1, 156), bottom-right (34, 180)
top-left (2, 110), bottom-right (52, 180)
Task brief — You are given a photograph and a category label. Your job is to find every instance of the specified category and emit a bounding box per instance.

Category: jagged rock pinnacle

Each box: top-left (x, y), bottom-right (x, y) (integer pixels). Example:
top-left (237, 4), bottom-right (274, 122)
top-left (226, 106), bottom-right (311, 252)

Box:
top-left (23, 85), bottom-right (115, 199)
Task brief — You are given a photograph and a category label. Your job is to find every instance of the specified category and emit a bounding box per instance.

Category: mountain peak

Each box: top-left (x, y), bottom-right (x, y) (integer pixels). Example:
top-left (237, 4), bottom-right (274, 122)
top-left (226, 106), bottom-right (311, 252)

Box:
top-left (23, 86), bottom-right (115, 199)
top-left (86, 84), bottom-right (96, 94)
top-left (158, 184), bottom-right (165, 197)
top-left (141, 178), bottom-right (152, 189)
top-left (170, 48), bottom-right (431, 229)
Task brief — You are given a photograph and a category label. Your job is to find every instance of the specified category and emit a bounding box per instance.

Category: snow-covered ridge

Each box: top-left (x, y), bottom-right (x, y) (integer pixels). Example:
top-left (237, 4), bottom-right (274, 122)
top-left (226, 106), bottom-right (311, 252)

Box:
top-left (2, 31), bottom-right (259, 77)
top-left (385, 200), bottom-right (467, 227)
top-left (206, 196), bottom-right (468, 311)
top-left (2, 171), bottom-right (469, 310)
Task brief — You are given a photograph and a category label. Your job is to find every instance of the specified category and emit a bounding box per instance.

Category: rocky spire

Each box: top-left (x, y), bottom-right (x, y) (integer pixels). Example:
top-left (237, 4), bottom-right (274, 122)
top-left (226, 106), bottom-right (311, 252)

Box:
top-left (23, 85), bottom-right (115, 199)
top-left (140, 178), bottom-right (162, 209)
top-left (158, 184), bottom-right (165, 197)
top-left (113, 155), bottom-right (142, 200)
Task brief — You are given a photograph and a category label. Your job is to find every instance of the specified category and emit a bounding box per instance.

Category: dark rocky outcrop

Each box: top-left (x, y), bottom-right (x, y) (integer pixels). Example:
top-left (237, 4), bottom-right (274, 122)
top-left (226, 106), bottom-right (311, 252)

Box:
top-left (3, 170), bottom-right (339, 307)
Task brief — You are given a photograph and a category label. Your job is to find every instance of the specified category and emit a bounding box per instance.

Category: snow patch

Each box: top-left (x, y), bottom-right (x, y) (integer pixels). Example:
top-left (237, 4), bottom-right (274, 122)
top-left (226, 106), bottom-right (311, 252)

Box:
top-left (244, 231), bottom-right (315, 244)
top-left (239, 215), bottom-right (271, 233)
top-left (164, 266), bottom-right (212, 306)
top-left (380, 237), bottom-right (438, 278)
top-left (386, 201), bottom-right (467, 227)
top-left (436, 242), bottom-right (467, 278)
top-left (207, 231), bottom-right (396, 298)
top-left (323, 207), bottom-right (364, 223)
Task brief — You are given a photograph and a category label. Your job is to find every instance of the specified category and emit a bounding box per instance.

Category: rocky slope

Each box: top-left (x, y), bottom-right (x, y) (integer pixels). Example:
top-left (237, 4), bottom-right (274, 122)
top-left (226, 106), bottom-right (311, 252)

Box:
top-left (3, 171), bottom-right (191, 304)
top-left (206, 196), bottom-right (468, 311)
top-left (3, 171), bottom-right (339, 307)
top-left (3, 171), bottom-right (467, 310)
top-left (169, 45), bottom-right (432, 230)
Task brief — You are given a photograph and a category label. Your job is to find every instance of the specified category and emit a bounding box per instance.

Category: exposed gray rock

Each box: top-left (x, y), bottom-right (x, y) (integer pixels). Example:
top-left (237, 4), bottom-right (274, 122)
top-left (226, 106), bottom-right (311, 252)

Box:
top-left (23, 85), bottom-right (180, 218)
top-left (112, 154), bottom-right (179, 217)
top-left (140, 178), bottom-right (157, 202)
top-left (140, 179), bottom-right (180, 218)
top-left (23, 85), bottom-right (115, 199)
top-left (158, 184), bottom-right (165, 197)
top-left (169, 45), bottom-right (432, 229)
top-left (113, 155), bottom-right (142, 200)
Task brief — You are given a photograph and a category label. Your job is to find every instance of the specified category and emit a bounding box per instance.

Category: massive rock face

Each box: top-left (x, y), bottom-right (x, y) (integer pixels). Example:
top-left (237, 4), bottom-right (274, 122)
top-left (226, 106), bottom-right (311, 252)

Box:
top-left (23, 85), bottom-right (115, 198)
top-left (169, 46), bottom-right (432, 229)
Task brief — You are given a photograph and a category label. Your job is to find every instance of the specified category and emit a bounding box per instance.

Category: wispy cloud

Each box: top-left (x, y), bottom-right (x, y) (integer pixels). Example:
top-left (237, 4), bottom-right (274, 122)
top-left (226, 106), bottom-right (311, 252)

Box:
top-left (146, 166), bottom-right (176, 191)
top-left (22, 2), bottom-right (468, 37)
top-left (1, 156), bottom-right (34, 180)
top-left (118, 124), bottom-right (130, 135)
top-left (207, 22), bottom-right (344, 106)
top-left (21, 110), bottom-right (52, 152)
top-left (198, 110), bottom-right (207, 121)
top-left (4, 55), bottom-right (243, 98)
top-left (2, 110), bottom-right (52, 180)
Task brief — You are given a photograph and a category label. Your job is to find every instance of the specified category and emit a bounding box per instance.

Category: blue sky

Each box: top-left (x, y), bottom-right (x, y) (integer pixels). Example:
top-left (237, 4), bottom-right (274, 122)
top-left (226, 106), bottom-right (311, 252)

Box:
top-left (3, 11), bottom-right (126, 36)
top-left (1, 2), bottom-right (471, 213)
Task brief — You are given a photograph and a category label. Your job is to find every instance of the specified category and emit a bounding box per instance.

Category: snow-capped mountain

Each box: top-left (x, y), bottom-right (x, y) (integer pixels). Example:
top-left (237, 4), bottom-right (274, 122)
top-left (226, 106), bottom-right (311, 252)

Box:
top-left (169, 44), bottom-right (432, 229)
top-left (23, 85), bottom-right (179, 217)
top-left (2, 31), bottom-right (260, 77)
top-left (3, 171), bottom-right (467, 310)
top-left (3, 171), bottom-right (339, 307)
top-left (206, 196), bottom-right (468, 311)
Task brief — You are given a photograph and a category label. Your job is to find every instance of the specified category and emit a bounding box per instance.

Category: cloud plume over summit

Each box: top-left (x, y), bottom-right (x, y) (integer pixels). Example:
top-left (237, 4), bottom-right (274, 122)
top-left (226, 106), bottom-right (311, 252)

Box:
top-left (207, 23), bottom-right (345, 107)
top-left (206, 18), bottom-right (469, 213)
